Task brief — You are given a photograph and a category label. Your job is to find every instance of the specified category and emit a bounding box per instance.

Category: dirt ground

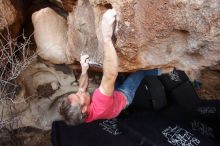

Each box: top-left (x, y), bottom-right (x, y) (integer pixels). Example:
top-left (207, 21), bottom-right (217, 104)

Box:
top-left (197, 67), bottom-right (220, 100)
top-left (0, 127), bottom-right (51, 146)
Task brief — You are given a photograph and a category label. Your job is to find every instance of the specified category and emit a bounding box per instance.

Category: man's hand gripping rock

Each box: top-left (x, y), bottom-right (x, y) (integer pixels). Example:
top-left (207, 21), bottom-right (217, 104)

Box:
top-left (101, 9), bottom-right (117, 42)
top-left (80, 54), bottom-right (89, 75)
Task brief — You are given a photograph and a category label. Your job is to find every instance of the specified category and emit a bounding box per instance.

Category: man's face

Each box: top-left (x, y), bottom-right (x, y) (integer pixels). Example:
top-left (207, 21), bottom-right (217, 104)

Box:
top-left (68, 92), bottom-right (91, 113)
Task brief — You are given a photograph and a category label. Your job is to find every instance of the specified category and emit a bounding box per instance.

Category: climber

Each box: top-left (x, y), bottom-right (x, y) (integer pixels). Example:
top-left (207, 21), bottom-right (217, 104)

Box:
top-left (59, 9), bottom-right (160, 125)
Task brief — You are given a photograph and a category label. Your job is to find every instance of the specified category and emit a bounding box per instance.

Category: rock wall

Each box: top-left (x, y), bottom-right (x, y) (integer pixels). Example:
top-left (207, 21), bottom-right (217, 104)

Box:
top-left (0, 0), bottom-right (17, 31)
top-left (0, 0), bottom-right (33, 38)
top-left (1, 0), bottom-right (220, 78)
top-left (32, 7), bottom-right (68, 64)
top-left (1, 59), bottom-right (99, 130)
top-left (1, 0), bottom-right (220, 130)
top-left (63, 0), bottom-right (220, 78)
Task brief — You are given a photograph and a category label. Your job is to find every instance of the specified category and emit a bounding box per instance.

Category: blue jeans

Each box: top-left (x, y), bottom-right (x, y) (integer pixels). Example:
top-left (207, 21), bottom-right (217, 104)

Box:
top-left (115, 69), bottom-right (161, 107)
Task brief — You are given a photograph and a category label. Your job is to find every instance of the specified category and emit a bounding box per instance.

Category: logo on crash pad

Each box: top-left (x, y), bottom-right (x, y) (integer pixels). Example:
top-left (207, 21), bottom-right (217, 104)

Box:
top-left (162, 126), bottom-right (200, 146)
top-left (169, 70), bottom-right (181, 82)
top-left (99, 119), bottom-right (122, 136)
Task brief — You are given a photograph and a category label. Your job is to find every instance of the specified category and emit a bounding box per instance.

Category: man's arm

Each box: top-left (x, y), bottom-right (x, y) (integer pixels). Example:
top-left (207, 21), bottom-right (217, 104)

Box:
top-left (99, 9), bottom-right (118, 96)
top-left (78, 55), bottom-right (89, 92)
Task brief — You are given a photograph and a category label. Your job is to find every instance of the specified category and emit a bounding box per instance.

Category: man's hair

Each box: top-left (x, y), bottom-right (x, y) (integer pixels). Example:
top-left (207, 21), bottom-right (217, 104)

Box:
top-left (59, 98), bottom-right (87, 125)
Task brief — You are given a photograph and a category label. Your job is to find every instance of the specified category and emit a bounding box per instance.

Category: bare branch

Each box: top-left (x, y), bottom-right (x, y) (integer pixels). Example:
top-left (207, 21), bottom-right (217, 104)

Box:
top-left (0, 26), bottom-right (37, 131)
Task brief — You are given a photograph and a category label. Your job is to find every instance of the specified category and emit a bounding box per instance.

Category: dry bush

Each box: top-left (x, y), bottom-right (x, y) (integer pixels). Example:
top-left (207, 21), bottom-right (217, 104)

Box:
top-left (0, 27), bottom-right (37, 145)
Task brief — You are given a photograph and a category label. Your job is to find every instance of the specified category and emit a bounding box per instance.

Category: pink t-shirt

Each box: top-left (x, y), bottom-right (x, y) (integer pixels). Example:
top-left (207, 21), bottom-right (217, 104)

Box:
top-left (85, 88), bottom-right (127, 123)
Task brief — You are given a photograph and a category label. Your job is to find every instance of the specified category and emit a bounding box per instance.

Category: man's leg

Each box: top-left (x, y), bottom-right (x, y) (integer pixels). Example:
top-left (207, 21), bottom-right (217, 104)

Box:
top-left (115, 75), bottom-right (127, 90)
top-left (117, 69), bottom-right (161, 107)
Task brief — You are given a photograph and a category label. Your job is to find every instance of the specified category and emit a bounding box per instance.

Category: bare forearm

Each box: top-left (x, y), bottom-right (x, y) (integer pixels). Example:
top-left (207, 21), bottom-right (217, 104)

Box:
top-left (103, 39), bottom-right (118, 80)
top-left (79, 54), bottom-right (89, 92)
top-left (79, 72), bottom-right (89, 92)
top-left (99, 39), bottom-right (118, 95)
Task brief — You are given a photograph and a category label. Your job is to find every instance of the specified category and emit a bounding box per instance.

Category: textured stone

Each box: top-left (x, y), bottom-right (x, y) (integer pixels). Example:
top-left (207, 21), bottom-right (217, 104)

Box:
top-left (1, 60), bottom-right (76, 130)
top-left (66, 0), bottom-right (220, 79)
top-left (0, 59), bottom-right (99, 130)
top-left (32, 7), bottom-right (68, 64)
top-left (1, 0), bottom-right (219, 131)
top-left (21, 63), bottom-right (74, 130)
top-left (50, 0), bottom-right (77, 12)
top-left (0, 0), bottom-right (17, 31)
top-left (66, 0), bottom-right (102, 64)
top-left (0, 0), bottom-right (32, 38)
top-left (197, 64), bottom-right (220, 99)
top-left (61, 0), bottom-right (77, 12)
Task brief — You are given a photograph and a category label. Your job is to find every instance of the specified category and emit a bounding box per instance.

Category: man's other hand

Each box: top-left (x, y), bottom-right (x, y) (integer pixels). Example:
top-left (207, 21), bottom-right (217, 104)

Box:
top-left (80, 54), bottom-right (89, 74)
top-left (101, 9), bottom-right (117, 42)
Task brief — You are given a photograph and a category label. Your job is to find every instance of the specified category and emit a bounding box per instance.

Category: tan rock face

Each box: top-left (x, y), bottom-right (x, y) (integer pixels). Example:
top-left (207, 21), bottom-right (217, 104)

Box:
top-left (2, 0), bottom-right (220, 131)
top-left (13, 60), bottom-right (77, 130)
top-left (32, 7), bottom-right (68, 64)
top-left (0, 59), bottom-right (99, 130)
top-left (0, 0), bottom-right (17, 31)
top-left (50, 0), bottom-right (78, 12)
top-left (61, 0), bottom-right (78, 12)
top-left (198, 64), bottom-right (220, 99)
top-left (66, 0), bottom-right (102, 64)
top-left (0, 0), bottom-right (32, 38)
top-left (66, 0), bottom-right (220, 78)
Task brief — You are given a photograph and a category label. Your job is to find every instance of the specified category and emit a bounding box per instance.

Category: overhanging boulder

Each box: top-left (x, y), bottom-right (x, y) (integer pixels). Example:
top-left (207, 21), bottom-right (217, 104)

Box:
top-left (66, 0), bottom-right (220, 78)
top-left (32, 7), bottom-right (68, 64)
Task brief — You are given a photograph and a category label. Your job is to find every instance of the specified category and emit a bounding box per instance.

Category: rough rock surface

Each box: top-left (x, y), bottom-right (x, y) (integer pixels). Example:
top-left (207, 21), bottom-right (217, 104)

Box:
top-left (61, 0), bottom-right (77, 12)
top-left (65, 0), bottom-right (220, 78)
top-left (0, 0), bottom-right (33, 39)
top-left (1, 0), bottom-right (220, 132)
top-left (32, 7), bottom-right (68, 64)
top-left (198, 64), bottom-right (220, 99)
top-left (50, 0), bottom-right (77, 12)
top-left (66, 0), bottom-right (103, 64)
top-left (0, 0), bottom-right (17, 31)
top-left (1, 59), bottom-right (99, 130)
